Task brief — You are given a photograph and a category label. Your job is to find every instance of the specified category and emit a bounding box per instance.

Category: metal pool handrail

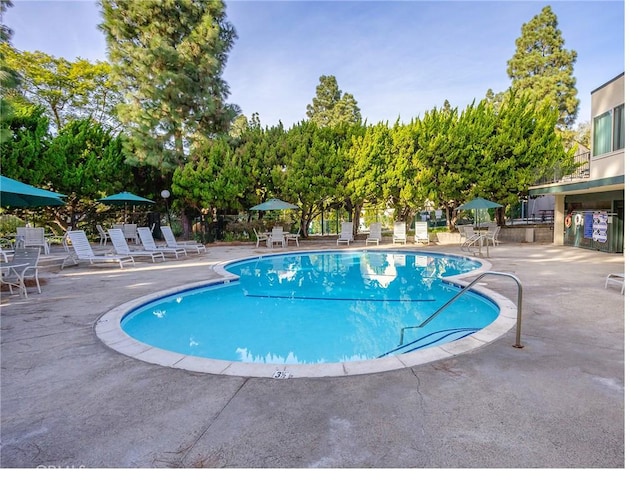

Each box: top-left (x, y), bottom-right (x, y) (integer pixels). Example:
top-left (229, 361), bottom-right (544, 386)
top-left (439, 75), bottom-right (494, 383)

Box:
top-left (398, 271), bottom-right (524, 348)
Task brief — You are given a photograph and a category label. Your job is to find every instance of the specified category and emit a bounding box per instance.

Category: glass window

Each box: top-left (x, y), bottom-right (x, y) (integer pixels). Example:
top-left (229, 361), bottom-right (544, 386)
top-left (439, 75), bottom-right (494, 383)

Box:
top-left (593, 111), bottom-right (612, 157)
top-left (613, 104), bottom-right (624, 151)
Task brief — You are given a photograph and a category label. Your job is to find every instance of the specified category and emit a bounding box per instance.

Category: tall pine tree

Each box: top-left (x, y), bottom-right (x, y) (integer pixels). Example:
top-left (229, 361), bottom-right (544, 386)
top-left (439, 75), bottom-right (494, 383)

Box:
top-left (506, 5), bottom-right (578, 130)
top-left (306, 75), bottom-right (361, 127)
top-left (100, 0), bottom-right (239, 170)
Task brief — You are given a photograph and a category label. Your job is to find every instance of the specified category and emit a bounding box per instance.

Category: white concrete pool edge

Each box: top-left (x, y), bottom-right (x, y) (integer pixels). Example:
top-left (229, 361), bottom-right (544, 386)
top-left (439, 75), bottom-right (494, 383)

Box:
top-left (95, 250), bottom-right (517, 378)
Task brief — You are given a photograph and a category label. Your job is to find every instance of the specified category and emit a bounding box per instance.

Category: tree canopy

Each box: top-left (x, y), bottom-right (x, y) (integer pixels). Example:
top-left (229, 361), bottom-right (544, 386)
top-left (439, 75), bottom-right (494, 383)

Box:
top-left (0, 44), bottom-right (121, 131)
top-left (100, 0), bottom-right (239, 171)
top-left (506, 5), bottom-right (579, 130)
top-left (306, 75), bottom-right (362, 127)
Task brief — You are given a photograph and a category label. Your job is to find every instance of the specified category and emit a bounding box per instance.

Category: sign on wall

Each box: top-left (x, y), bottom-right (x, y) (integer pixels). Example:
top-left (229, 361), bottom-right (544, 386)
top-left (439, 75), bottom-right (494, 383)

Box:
top-left (592, 211), bottom-right (608, 243)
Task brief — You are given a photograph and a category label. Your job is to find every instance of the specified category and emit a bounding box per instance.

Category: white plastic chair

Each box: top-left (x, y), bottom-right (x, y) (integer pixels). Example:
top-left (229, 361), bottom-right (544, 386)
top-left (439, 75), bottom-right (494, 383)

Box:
top-left (605, 273), bottom-right (624, 294)
top-left (254, 228), bottom-right (269, 248)
top-left (337, 222), bottom-right (354, 245)
top-left (285, 226), bottom-right (301, 247)
top-left (486, 225), bottom-right (501, 246)
top-left (267, 226), bottom-right (285, 248)
top-left (1, 245), bottom-right (14, 262)
top-left (96, 225), bottom-right (109, 246)
top-left (123, 224), bottom-right (139, 244)
top-left (16, 227), bottom-right (50, 254)
top-left (366, 223), bottom-right (382, 245)
top-left (0, 247), bottom-right (41, 297)
top-left (392, 222), bottom-right (406, 245)
top-left (414, 221), bottom-right (429, 244)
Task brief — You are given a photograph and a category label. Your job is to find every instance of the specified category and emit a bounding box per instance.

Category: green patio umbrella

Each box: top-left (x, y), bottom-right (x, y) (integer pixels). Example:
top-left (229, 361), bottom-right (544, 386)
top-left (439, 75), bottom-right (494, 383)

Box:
top-left (250, 198), bottom-right (299, 227)
top-left (457, 197), bottom-right (502, 226)
top-left (97, 191), bottom-right (155, 222)
top-left (0, 175), bottom-right (66, 208)
top-left (249, 198), bottom-right (299, 211)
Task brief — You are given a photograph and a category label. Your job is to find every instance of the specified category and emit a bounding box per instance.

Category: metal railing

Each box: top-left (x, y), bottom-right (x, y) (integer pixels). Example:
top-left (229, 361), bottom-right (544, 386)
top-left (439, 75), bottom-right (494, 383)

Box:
top-left (531, 150), bottom-right (591, 186)
top-left (398, 271), bottom-right (524, 348)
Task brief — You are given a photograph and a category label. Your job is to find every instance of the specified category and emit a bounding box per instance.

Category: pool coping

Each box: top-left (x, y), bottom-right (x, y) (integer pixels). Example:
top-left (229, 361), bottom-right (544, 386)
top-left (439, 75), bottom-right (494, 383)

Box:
top-left (95, 248), bottom-right (517, 378)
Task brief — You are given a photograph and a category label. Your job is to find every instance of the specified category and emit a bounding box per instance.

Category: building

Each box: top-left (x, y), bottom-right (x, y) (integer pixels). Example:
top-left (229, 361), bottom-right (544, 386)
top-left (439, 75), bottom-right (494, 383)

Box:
top-left (528, 72), bottom-right (624, 253)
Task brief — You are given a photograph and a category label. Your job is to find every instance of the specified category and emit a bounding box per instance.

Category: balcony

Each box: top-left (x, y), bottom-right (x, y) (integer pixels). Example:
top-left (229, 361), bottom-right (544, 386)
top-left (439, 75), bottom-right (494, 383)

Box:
top-left (531, 151), bottom-right (590, 187)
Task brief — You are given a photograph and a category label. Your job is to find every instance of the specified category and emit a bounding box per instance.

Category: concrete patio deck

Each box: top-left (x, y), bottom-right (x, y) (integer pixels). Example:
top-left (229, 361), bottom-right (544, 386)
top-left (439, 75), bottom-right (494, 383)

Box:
top-left (0, 238), bottom-right (626, 469)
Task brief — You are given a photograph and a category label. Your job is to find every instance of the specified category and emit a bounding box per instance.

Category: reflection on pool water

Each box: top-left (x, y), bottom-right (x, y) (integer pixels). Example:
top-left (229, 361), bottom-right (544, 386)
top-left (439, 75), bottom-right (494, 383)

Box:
top-left (121, 250), bottom-right (499, 364)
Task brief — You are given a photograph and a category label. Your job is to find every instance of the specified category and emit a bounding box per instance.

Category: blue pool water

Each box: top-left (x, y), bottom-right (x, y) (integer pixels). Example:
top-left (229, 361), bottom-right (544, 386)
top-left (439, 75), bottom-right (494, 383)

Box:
top-left (121, 250), bottom-right (499, 364)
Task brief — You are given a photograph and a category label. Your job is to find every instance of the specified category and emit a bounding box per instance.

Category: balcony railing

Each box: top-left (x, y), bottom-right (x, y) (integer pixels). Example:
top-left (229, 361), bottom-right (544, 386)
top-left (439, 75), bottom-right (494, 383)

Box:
top-left (531, 150), bottom-right (591, 186)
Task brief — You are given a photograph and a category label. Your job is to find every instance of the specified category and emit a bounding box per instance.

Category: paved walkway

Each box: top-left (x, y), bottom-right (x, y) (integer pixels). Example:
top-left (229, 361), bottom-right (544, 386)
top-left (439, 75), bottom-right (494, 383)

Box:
top-left (0, 239), bottom-right (625, 468)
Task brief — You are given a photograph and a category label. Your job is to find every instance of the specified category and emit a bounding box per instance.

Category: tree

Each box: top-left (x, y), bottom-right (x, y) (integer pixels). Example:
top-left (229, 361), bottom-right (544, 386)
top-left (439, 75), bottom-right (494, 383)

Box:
top-left (43, 118), bottom-right (134, 229)
top-left (100, 0), bottom-right (239, 171)
top-left (306, 75), bottom-right (361, 127)
top-left (172, 138), bottom-right (248, 216)
top-left (0, 45), bottom-right (122, 131)
top-left (506, 5), bottom-right (578, 130)
top-left (0, 101), bottom-right (51, 182)
top-left (346, 121), bottom-right (392, 219)
top-left (478, 92), bottom-right (575, 224)
top-left (0, 0), bottom-right (19, 143)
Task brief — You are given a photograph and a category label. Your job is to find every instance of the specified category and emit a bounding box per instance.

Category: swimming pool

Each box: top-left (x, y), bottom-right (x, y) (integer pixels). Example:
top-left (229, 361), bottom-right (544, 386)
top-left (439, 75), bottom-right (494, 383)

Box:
top-left (97, 250), bottom-right (518, 377)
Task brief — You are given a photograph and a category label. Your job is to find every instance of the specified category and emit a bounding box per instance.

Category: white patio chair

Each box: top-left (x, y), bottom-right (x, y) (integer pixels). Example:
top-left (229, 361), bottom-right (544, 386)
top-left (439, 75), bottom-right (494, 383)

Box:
top-left (365, 223), bottom-right (382, 245)
top-left (486, 225), bottom-right (501, 246)
top-left (160, 226), bottom-right (206, 253)
top-left (0, 247), bottom-right (41, 298)
top-left (96, 224), bottom-right (109, 246)
top-left (337, 222), bottom-right (354, 245)
top-left (285, 226), bottom-right (301, 247)
top-left (108, 228), bottom-right (165, 263)
top-left (267, 226), bottom-right (285, 248)
top-left (1, 245), bottom-right (14, 262)
top-left (16, 227), bottom-right (50, 254)
top-left (392, 222), bottom-right (407, 245)
top-left (61, 230), bottom-right (135, 269)
top-left (605, 273), bottom-right (624, 294)
top-left (253, 228), bottom-right (269, 248)
top-left (414, 221), bottom-right (429, 244)
top-left (123, 224), bottom-right (139, 244)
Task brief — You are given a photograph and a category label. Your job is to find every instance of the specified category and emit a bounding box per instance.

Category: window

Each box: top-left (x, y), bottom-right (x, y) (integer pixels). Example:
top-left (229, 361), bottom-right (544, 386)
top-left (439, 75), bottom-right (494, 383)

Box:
top-left (613, 104), bottom-right (625, 150)
top-left (593, 112), bottom-right (611, 156)
top-left (593, 103), bottom-right (624, 157)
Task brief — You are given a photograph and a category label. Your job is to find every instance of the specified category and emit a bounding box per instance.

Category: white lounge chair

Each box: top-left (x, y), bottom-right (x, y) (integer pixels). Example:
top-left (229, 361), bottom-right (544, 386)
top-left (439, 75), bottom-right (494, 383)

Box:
top-left (267, 226), bottom-right (285, 248)
top-left (0, 247), bottom-right (41, 298)
top-left (61, 230), bottom-right (135, 269)
top-left (366, 223), bottom-right (382, 245)
top-left (109, 228), bottom-right (165, 263)
top-left (605, 273), bottom-right (624, 294)
top-left (337, 222), bottom-right (354, 245)
top-left (392, 222), bottom-right (407, 245)
top-left (414, 221), bottom-right (429, 244)
top-left (96, 225), bottom-right (109, 246)
top-left (137, 227), bottom-right (187, 259)
top-left (160, 226), bottom-right (206, 253)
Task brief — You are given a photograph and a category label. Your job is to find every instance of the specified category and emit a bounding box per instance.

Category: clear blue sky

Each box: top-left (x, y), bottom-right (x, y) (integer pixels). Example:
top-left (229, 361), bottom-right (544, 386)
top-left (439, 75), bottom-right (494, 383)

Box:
top-left (3, 0), bottom-right (627, 128)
